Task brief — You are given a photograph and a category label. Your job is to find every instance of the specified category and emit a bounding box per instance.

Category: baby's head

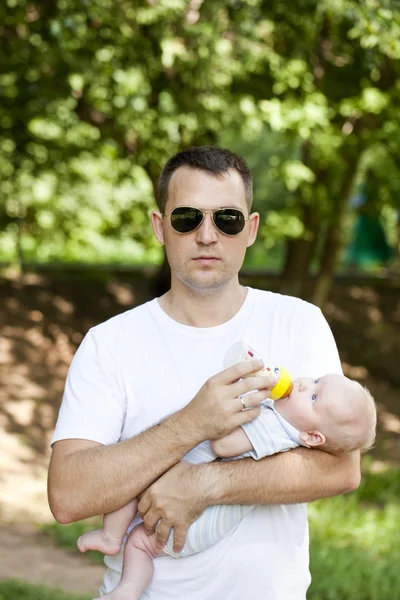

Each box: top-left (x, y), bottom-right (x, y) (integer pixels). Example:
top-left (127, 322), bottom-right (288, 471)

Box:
top-left (275, 373), bottom-right (377, 455)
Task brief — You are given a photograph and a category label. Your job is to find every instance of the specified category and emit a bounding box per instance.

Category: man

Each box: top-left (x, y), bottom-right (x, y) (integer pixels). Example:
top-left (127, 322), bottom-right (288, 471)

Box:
top-left (48, 146), bottom-right (360, 599)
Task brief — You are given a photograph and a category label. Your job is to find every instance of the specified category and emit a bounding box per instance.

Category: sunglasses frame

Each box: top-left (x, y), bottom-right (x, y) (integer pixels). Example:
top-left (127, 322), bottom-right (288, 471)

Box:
top-left (163, 206), bottom-right (249, 236)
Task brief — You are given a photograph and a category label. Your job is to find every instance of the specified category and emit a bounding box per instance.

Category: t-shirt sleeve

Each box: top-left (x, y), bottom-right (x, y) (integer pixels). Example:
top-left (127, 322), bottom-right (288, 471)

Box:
top-left (51, 328), bottom-right (126, 446)
top-left (241, 405), bottom-right (299, 460)
top-left (290, 304), bottom-right (343, 379)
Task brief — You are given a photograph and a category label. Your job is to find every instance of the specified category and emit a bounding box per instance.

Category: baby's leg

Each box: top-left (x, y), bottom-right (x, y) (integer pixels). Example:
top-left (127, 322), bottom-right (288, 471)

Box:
top-left (77, 499), bottom-right (138, 556)
top-left (93, 523), bottom-right (166, 600)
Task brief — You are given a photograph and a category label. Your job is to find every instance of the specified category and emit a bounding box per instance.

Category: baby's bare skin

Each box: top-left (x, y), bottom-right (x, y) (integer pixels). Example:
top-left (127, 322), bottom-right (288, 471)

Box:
top-left (92, 523), bottom-right (166, 600)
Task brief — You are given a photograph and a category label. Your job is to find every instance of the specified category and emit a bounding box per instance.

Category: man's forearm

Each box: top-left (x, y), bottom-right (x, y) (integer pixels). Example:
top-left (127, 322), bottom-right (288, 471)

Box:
top-left (197, 448), bottom-right (361, 507)
top-left (48, 407), bottom-right (202, 523)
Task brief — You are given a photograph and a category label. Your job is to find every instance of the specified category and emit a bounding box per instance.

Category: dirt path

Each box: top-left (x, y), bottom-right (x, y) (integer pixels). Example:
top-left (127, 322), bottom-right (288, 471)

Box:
top-left (0, 524), bottom-right (104, 595)
top-left (0, 419), bottom-right (106, 595)
top-left (0, 390), bottom-right (105, 595)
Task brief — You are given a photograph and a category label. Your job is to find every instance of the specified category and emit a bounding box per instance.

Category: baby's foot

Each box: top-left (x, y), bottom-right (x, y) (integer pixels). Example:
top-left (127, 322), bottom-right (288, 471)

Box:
top-left (77, 529), bottom-right (122, 556)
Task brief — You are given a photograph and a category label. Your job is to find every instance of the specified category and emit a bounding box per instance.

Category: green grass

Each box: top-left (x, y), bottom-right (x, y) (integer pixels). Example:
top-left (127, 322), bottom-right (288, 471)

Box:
top-left (308, 464), bottom-right (400, 600)
top-left (40, 517), bottom-right (104, 564)
top-left (0, 580), bottom-right (90, 600)
top-left (308, 495), bottom-right (400, 599)
top-left (355, 460), bottom-right (400, 505)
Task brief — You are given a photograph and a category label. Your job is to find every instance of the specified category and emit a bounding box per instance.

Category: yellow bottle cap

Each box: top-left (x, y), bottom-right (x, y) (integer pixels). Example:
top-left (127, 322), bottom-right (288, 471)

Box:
top-left (270, 367), bottom-right (292, 400)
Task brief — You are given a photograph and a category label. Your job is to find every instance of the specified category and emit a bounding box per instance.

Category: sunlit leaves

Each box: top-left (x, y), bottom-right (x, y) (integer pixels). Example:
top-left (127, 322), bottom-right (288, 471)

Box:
top-left (1, 0), bottom-right (400, 270)
top-left (282, 161), bottom-right (316, 191)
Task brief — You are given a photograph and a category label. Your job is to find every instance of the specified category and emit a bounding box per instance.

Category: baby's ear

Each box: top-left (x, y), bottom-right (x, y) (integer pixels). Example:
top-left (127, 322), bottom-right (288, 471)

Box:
top-left (300, 430), bottom-right (326, 447)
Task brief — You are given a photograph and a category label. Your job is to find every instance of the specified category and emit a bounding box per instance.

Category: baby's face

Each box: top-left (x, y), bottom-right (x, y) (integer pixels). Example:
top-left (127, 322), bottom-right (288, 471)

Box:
top-left (275, 376), bottom-right (326, 432)
top-left (275, 373), bottom-right (358, 434)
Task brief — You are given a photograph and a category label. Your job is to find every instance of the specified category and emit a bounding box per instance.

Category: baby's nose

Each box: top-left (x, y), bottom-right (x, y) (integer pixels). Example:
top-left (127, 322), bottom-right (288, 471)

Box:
top-left (298, 382), bottom-right (305, 392)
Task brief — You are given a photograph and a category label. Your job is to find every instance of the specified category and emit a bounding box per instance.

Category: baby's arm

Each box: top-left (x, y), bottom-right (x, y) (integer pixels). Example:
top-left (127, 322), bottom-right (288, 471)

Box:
top-left (211, 428), bottom-right (253, 458)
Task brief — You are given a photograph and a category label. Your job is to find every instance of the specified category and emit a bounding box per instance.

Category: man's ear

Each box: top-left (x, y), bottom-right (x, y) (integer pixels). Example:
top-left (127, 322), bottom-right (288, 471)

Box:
top-left (151, 210), bottom-right (165, 245)
top-left (300, 430), bottom-right (326, 448)
top-left (246, 212), bottom-right (260, 248)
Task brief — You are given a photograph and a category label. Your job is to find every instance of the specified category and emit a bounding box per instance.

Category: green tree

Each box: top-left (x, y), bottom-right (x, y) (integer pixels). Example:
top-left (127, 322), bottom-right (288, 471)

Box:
top-left (2, 0), bottom-right (400, 306)
top-left (0, 0), bottom-right (246, 264)
top-left (224, 0), bottom-right (400, 304)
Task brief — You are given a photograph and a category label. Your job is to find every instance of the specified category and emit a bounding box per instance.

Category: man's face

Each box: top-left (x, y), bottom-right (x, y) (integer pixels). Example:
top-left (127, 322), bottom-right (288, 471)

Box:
top-left (151, 167), bottom-right (259, 294)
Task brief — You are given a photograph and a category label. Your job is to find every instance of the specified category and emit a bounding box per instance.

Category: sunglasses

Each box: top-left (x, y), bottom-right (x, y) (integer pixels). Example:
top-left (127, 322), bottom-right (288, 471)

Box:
top-left (164, 206), bottom-right (249, 236)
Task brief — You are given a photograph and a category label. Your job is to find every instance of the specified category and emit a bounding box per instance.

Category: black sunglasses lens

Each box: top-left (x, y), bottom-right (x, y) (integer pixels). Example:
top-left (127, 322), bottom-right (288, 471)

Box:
top-left (214, 209), bottom-right (245, 235)
top-left (170, 207), bottom-right (203, 233)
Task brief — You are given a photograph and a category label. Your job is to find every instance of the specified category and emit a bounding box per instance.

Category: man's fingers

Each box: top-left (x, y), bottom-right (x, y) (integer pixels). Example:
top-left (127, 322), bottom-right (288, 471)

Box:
top-left (172, 526), bottom-right (188, 554)
top-left (221, 359), bottom-right (264, 384)
top-left (237, 405), bottom-right (261, 425)
top-left (239, 388), bottom-right (273, 409)
top-left (137, 496), bottom-right (151, 519)
top-left (142, 511), bottom-right (160, 535)
top-left (233, 375), bottom-right (277, 398)
top-left (155, 521), bottom-right (172, 544)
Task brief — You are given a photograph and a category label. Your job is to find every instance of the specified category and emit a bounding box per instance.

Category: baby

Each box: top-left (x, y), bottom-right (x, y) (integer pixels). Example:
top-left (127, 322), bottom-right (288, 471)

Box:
top-left (78, 371), bottom-right (376, 600)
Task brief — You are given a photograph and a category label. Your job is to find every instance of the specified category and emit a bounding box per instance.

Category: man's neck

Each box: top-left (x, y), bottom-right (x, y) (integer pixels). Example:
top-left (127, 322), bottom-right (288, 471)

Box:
top-left (157, 281), bottom-right (248, 328)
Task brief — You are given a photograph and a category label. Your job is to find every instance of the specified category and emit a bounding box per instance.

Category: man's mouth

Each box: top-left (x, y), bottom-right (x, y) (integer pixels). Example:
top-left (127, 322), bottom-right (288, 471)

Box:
top-left (193, 256), bottom-right (220, 262)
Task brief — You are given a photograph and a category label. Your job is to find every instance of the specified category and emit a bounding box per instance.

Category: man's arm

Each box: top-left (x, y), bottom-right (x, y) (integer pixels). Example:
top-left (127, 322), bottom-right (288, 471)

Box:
top-left (202, 447), bottom-right (361, 505)
top-left (48, 409), bottom-right (201, 524)
top-left (138, 447), bottom-right (360, 552)
top-left (48, 358), bottom-right (270, 524)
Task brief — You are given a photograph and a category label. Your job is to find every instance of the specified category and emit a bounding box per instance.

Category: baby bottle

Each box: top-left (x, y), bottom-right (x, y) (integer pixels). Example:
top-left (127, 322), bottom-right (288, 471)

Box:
top-left (224, 341), bottom-right (293, 400)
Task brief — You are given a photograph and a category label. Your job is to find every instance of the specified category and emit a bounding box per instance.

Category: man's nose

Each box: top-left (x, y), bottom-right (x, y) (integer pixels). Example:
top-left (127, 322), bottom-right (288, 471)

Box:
top-left (195, 213), bottom-right (218, 243)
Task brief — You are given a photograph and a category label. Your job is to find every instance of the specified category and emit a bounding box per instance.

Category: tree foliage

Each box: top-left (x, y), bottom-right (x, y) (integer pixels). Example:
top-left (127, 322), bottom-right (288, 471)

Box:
top-left (1, 0), bottom-right (399, 302)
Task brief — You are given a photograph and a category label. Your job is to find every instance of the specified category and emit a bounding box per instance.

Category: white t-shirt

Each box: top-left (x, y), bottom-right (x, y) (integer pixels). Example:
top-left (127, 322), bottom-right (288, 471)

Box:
top-left (51, 287), bottom-right (342, 600)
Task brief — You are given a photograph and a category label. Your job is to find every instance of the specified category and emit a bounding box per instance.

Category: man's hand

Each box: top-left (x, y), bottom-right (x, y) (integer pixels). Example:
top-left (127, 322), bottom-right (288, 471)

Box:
top-left (137, 461), bottom-right (209, 554)
top-left (183, 359), bottom-right (276, 441)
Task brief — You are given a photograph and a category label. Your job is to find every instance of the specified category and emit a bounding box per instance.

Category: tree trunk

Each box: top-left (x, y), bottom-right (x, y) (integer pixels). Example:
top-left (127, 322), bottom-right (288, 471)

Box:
top-left (312, 154), bottom-right (362, 308)
top-left (280, 202), bottom-right (320, 299)
top-left (311, 222), bottom-right (341, 309)
top-left (15, 216), bottom-right (25, 277)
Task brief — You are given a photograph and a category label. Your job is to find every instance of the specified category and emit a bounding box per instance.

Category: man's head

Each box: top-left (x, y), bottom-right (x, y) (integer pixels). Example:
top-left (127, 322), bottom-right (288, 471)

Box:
top-left (157, 146), bottom-right (253, 213)
top-left (275, 373), bottom-right (377, 455)
top-left (151, 146), bottom-right (259, 295)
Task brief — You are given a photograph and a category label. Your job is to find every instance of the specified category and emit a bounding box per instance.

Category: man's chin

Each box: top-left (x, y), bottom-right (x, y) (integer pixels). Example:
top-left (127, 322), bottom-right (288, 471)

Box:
top-left (179, 273), bottom-right (233, 294)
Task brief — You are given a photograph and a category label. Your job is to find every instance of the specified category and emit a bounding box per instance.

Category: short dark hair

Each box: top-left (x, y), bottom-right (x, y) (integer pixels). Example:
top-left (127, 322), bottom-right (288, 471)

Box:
top-left (157, 146), bottom-right (253, 213)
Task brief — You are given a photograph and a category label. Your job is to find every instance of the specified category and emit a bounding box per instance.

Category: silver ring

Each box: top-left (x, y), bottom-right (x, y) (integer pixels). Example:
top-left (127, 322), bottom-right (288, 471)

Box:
top-left (240, 397), bottom-right (246, 410)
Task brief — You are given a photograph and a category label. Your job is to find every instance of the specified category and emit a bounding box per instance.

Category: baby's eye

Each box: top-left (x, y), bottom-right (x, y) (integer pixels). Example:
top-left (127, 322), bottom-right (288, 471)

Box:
top-left (312, 394), bottom-right (317, 403)
top-left (314, 379), bottom-right (319, 384)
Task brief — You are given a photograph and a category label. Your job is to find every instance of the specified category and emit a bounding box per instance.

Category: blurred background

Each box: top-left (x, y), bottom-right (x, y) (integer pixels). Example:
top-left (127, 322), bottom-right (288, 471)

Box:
top-left (0, 1), bottom-right (399, 598)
